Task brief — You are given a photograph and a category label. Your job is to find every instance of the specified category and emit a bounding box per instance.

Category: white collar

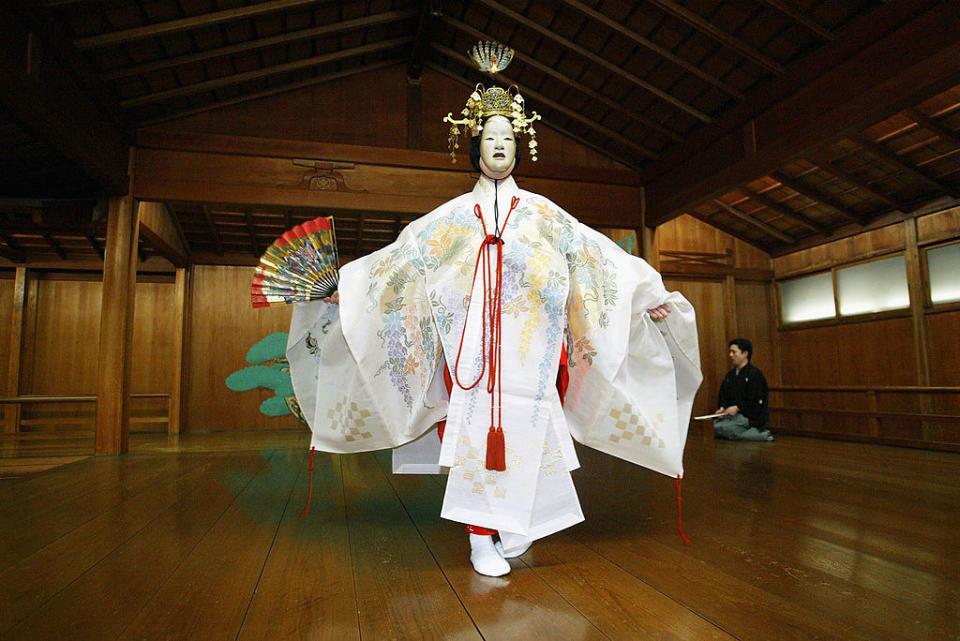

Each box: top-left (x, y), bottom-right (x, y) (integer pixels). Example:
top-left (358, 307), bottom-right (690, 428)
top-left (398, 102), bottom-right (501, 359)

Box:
top-left (471, 174), bottom-right (520, 206)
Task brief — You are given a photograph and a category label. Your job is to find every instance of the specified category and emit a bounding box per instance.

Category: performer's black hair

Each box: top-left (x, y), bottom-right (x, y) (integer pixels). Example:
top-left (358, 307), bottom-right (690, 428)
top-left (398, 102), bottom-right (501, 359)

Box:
top-left (729, 338), bottom-right (753, 360)
top-left (470, 115), bottom-right (523, 174)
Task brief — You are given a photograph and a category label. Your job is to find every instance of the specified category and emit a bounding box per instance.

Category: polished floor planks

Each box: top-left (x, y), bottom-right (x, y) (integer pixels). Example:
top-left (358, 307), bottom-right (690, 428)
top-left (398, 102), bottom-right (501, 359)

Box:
top-left (1, 430), bottom-right (958, 640)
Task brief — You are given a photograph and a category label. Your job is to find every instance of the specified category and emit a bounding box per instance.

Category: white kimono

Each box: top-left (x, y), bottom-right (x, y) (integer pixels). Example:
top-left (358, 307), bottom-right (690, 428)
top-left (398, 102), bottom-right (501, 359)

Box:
top-left (287, 175), bottom-right (701, 553)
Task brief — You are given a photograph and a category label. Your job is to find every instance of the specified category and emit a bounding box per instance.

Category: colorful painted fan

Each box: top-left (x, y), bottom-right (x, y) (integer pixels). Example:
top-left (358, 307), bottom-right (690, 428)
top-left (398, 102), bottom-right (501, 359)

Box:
top-left (251, 215), bottom-right (339, 308)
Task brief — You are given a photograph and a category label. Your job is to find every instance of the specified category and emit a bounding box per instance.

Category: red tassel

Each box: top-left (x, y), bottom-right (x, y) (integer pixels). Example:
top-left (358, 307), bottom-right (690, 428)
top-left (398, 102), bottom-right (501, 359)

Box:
top-left (300, 447), bottom-right (315, 517)
top-left (676, 475), bottom-right (690, 545)
top-left (486, 427), bottom-right (505, 471)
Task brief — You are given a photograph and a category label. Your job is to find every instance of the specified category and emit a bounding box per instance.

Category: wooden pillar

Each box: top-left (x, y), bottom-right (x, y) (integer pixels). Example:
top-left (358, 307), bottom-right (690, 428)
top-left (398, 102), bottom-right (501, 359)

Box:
top-left (903, 218), bottom-right (932, 439)
top-left (4, 267), bottom-right (27, 433)
top-left (639, 187), bottom-right (661, 268)
top-left (95, 150), bottom-right (138, 455)
top-left (406, 75), bottom-right (422, 150)
top-left (903, 219), bottom-right (930, 385)
top-left (168, 266), bottom-right (190, 434)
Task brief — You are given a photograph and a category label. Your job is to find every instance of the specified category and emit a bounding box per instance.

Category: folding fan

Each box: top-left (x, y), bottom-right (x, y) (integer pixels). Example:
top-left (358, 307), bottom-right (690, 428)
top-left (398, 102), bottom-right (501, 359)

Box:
top-left (251, 215), bottom-right (339, 308)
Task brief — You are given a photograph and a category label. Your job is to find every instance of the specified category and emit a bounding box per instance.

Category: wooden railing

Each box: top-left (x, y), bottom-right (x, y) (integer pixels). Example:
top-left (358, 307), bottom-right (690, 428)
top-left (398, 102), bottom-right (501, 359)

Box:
top-left (769, 385), bottom-right (960, 451)
top-left (0, 393), bottom-right (172, 433)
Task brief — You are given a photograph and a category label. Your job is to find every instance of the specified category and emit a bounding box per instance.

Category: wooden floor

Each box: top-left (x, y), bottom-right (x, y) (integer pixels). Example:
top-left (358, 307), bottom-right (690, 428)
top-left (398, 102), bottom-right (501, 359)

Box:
top-left (1, 429), bottom-right (958, 641)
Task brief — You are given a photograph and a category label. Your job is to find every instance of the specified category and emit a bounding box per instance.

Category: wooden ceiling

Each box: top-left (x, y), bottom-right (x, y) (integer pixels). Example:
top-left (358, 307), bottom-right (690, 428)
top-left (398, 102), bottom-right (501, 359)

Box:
top-left (2, 0), bottom-right (960, 264)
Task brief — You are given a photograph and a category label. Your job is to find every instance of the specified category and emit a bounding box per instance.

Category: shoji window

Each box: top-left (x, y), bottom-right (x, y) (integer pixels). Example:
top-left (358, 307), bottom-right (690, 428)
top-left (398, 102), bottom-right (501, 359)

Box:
top-left (836, 255), bottom-right (910, 316)
top-left (780, 272), bottom-right (836, 323)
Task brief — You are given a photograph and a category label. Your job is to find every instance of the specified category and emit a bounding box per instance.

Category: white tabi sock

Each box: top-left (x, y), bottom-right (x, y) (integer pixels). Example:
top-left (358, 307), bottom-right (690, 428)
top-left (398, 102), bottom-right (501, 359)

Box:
top-left (469, 534), bottom-right (511, 577)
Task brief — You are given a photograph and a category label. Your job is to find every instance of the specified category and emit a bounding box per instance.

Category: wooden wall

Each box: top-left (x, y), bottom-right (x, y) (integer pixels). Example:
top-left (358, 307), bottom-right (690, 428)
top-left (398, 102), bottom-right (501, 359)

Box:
top-left (185, 265), bottom-right (300, 431)
top-left (772, 206), bottom-right (960, 448)
top-left (654, 215), bottom-right (776, 423)
top-left (145, 65), bottom-right (626, 170)
top-left (0, 272), bottom-right (178, 433)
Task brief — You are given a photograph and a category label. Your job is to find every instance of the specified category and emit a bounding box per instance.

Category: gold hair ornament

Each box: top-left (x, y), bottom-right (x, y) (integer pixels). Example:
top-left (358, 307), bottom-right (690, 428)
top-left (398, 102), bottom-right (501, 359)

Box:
top-left (442, 41), bottom-right (541, 163)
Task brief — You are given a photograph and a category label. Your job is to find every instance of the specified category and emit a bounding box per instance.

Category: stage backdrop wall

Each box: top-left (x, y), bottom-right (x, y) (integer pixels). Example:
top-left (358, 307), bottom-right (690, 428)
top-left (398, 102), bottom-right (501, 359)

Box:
top-left (185, 265), bottom-right (300, 431)
top-left (654, 215), bottom-right (776, 424)
top-left (772, 206), bottom-right (960, 448)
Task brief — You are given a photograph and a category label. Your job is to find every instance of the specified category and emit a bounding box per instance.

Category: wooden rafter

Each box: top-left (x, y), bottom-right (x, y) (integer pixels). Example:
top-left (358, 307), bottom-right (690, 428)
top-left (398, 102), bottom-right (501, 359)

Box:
top-left (74, 0), bottom-right (320, 49)
top-left (425, 62), bottom-right (639, 170)
top-left (558, 0), bottom-right (743, 98)
top-left (739, 185), bottom-right (827, 234)
top-left (354, 213), bottom-right (365, 258)
top-left (905, 107), bottom-right (960, 149)
top-left (243, 210), bottom-right (260, 257)
top-left (644, 0), bottom-right (786, 74)
top-left (771, 171), bottom-right (865, 225)
top-left (0, 3), bottom-right (128, 194)
top-left (121, 38), bottom-right (412, 108)
top-left (643, 2), bottom-right (960, 225)
top-left (809, 157), bottom-right (909, 212)
top-left (848, 132), bottom-right (960, 198)
top-left (432, 43), bottom-right (659, 160)
top-left (138, 223), bottom-right (188, 267)
top-left (475, 0), bottom-right (712, 123)
top-left (102, 9), bottom-right (418, 81)
top-left (42, 232), bottom-right (67, 259)
top-left (85, 234), bottom-right (104, 259)
top-left (202, 205), bottom-right (224, 257)
top-left (759, 0), bottom-right (834, 40)
top-left (712, 198), bottom-right (795, 243)
top-left (441, 15), bottom-right (682, 142)
top-left (138, 60), bottom-right (400, 126)
top-left (0, 232), bottom-right (25, 263)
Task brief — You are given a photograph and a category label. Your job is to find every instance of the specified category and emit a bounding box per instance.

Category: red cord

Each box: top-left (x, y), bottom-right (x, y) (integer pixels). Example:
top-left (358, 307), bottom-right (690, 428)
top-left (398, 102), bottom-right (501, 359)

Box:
top-left (452, 197), bottom-right (518, 472)
top-left (676, 475), bottom-right (690, 545)
top-left (300, 446), bottom-right (315, 517)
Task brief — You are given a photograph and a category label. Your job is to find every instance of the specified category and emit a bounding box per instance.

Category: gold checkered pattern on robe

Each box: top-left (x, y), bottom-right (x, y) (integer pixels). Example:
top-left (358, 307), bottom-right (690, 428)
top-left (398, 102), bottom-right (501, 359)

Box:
top-left (608, 404), bottom-right (666, 448)
top-left (327, 397), bottom-right (373, 442)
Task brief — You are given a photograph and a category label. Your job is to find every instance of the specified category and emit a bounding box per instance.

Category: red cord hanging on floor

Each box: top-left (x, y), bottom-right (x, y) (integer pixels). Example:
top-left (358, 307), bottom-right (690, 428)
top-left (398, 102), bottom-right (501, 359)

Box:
top-left (676, 474), bottom-right (690, 545)
top-left (300, 446), bottom-right (315, 516)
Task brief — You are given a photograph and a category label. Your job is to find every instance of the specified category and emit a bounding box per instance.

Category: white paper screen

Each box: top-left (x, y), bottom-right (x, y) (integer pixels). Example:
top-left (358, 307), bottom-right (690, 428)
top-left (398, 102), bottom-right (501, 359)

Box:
top-left (780, 272), bottom-right (835, 323)
top-left (928, 242), bottom-right (960, 304)
top-left (836, 255), bottom-right (909, 316)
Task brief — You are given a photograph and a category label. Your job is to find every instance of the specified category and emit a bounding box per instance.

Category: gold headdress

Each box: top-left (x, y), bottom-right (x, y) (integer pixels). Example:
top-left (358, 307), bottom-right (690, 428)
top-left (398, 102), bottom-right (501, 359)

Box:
top-left (443, 41), bottom-right (541, 163)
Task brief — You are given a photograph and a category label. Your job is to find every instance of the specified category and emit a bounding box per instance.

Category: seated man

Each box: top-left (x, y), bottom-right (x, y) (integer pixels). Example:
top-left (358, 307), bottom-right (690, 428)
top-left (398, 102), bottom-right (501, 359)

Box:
top-left (714, 338), bottom-right (773, 441)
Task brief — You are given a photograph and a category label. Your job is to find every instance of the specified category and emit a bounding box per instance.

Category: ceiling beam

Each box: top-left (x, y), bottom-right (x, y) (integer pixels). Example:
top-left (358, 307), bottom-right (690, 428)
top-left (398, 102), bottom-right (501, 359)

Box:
top-left (739, 185), bottom-right (828, 234)
top-left (202, 206), bottom-right (225, 257)
top-left (0, 2), bottom-right (129, 195)
top-left (644, 1), bottom-right (960, 226)
top-left (758, 0), bottom-right (834, 41)
top-left (42, 232), bottom-right (67, 259)
top-left (424, 62), bottom-right (640, 170)
top-left (770, 171), bottom-right (865, 225)
top-left (137, 60), bottom-right (400, 126)
top-left (644, 0), bottom-right (786, 74)
top-left (431, 43), bottom-right (659, 160)
top-left (440, 15), bottom-right (682, 142)
top-left (558, 0), bottom-right (743, 98)
top-left (74, 0), bottom-right (321, 50)
top-left (712, 198), bottom-right (795, 243)
top-left (848, 132), bottom-right (960, 198)
top-left (122, 38), bottom-right (411, 108)
top-left (808, 157), bottom-right (910, 212)
top-left (102, 8), bottom-right (417, 81)
top-left (138, 222), bottom-right (189, 267)
top-left (475, 0), bottom-right (711, 123)
top-left (904, 107), bottom-right (960, 149)
top-left (243, 210), bottom-right (260, 257)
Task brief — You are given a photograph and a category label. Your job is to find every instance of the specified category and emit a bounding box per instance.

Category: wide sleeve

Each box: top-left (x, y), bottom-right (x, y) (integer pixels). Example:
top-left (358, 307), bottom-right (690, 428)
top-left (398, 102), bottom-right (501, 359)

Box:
top-left (286, 224), bottom-right (448, 455)
top-left (560, 220), bottom-right (702, 478)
